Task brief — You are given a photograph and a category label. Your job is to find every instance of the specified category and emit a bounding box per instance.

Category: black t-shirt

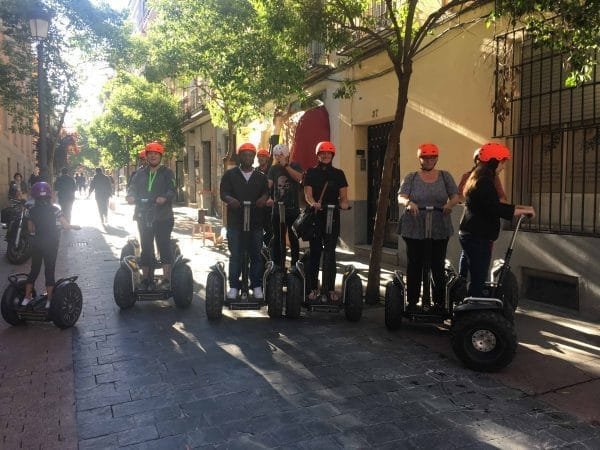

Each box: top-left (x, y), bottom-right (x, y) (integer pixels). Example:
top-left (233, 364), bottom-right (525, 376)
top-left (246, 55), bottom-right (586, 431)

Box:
top-left (27, 202), bottom-right (63, 241)
top-left (268, 162), bottom-right (302, 212)
top-left (460, 176), bottom-right (515, 241)
top-left (304, 164), bottom-right (348, 206)
top-left (55, 175), bottom-right (76, 201)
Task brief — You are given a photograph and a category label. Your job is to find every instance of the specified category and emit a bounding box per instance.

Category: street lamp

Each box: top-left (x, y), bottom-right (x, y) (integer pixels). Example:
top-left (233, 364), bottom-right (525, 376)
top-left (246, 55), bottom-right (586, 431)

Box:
top-left (29, 8), bottom-right (51, 182)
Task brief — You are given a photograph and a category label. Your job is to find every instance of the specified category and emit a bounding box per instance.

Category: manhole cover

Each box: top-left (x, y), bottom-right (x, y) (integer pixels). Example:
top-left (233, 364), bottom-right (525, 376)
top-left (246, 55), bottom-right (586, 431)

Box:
top-left (68, 242), bottom-right (89, 247)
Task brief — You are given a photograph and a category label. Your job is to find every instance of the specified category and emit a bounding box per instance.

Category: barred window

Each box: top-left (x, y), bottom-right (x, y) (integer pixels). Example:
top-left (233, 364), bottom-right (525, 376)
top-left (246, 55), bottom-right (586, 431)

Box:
top-left (494, 25), bottom-right (600, 236)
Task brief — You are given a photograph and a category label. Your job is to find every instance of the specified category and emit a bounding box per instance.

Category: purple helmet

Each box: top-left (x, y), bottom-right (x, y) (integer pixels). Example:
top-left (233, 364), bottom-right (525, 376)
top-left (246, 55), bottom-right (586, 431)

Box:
top-left (31, 181), bottom-right (52, 199)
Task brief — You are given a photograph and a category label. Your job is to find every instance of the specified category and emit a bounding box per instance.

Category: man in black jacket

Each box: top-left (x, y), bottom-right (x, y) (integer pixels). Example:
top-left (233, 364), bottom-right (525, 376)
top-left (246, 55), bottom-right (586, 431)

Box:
top-left (54, 167), bottom-right (77, 222)
top-left (127, 141), bottom-right (176, 290)
top-left (88, 167), bottom-right (113, 225)
top-left (220, 142), bottom-right (268, 300)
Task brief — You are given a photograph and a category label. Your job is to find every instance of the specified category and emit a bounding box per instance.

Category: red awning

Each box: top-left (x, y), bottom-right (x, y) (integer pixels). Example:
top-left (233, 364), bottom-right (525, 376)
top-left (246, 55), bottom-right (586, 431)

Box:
top-left (291, 106), bottom-right (330, 170)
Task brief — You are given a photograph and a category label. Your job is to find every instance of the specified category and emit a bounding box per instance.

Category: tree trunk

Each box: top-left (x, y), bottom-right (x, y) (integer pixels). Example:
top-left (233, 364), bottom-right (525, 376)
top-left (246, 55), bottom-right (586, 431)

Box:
top-left (365, 73), bottom-right (411, 303)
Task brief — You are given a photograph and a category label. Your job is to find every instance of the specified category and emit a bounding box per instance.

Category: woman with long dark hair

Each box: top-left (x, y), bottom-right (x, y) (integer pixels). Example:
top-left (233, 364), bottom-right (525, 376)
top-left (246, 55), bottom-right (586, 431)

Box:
top-left (459, 143), bottom-right (535, 297)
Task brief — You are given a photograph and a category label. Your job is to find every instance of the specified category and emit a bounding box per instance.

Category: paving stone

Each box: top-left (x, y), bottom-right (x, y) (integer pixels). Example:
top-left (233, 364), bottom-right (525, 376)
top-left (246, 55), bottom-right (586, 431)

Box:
top-left (187, 426), bottom-right (227, 447)
top-left (117, 424), bottom-right (159, 446)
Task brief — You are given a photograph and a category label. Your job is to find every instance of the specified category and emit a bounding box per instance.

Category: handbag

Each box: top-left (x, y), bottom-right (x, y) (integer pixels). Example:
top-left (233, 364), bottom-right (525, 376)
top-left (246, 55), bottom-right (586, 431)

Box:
top-left (292, 182), bottom-right (328, 241)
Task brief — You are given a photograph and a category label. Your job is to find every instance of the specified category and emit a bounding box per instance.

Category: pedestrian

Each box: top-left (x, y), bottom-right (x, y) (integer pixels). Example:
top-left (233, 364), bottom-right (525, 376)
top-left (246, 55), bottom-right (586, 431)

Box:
top-left (267, 143), bottom-right (303, 269)
top-left (21, 182), bottom-right (81, 307)
top-left (256, 148), bottom-right (273, 246)
top-left (459, 142), bottom-right (535, 297)
top-left (397, 143), bottom-right (460, 312)
top-left (76, 173), bottom-right (86, 196)
top-left (303, 141), bottom-right (350, 303)
top-left (220, 142), bottom-right (269, 300)
top-left (88, 167), bottom-right (113, 225)
top-left (126, 141), bottom-right (177, 289)
top-left (28, 167), bottom-right (42, 188)
top-left (54, 167), bottom-right (77, 223)
top-left (8, 172), bottom-right (28, 200)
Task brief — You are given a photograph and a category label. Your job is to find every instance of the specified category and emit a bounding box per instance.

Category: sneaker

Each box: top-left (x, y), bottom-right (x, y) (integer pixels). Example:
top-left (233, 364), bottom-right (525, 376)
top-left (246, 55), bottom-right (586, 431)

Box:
top-left (20, 296), bottom-right (33, 307)
top-left (252, 287), bottom-right (263, 299)
top-left (227, 288), bottom-right (239, 300)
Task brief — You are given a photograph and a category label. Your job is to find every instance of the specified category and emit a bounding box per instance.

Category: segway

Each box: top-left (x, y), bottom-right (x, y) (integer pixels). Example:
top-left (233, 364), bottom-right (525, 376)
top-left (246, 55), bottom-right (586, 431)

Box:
top-left (286, 204), bottom-right (363, 321)
top-left (264, 202), bottom-right (287, 318)
top-left (206, 201), bottom-right (275, 320)
top-left (1, 273), bottom-right (83, 329)
top-left (385, 213), bottom-right (528, 372)
top-left (113, 198), bottom-right (194, 309)
top-left (5, 199), bottom-right (33, 264)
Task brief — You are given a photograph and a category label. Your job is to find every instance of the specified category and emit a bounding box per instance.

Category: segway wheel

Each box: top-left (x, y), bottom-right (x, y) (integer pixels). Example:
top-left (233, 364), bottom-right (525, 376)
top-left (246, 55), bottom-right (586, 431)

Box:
top-left (497, 270), bottom-right (519, 312)
top-left (1, 284), bottom-right (25, 326)
top-left (6, 227), bottom-right (32, 265)
top-left (120, 242), bottom-right (135, 260)
top-left (51, 282), bottom-right (83, 329)
top-left (172, 263), bottom-right (194, 309)
top-left (450, 311), bottom-right (517, 372)
top-left (285, 273), bottom-right (302, 319)
top-left (344, 275), bottom-right (363, 322)
top-left (113, 266), bottom-right (136, 309)
top-left (384, 281), bottom-right (404, 331)
top-left (266, 270), bottom-right (284, 319)
top-left (205, 271), bottom-right (224, 321)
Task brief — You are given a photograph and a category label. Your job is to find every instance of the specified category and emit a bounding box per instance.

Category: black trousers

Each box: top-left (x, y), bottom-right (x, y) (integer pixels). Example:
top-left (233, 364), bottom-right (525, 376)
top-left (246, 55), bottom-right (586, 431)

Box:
top-left (28, 237), bottom-right (59, 287)
top-left (59, 199), bottom-right (74, 223)
top-left (137, 218), bottom-right (174, 268)
top-left (271, 210), bottom-right (300, 269)
top-left (403, 237), bottom-right (449, 305)
top-left (307, 213), bottom-right (340, 292)
top-left (95, 196), bottom-right (109, 220)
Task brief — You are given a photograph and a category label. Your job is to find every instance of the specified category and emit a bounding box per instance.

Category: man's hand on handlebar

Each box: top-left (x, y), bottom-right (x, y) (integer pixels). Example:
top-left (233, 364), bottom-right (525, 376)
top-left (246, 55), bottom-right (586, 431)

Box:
top-left (155, 196), bottom-right (167, 205)
top-left (126, 195), bottom-right (135, 205)
top-left (255, 197), bottom-right (267, 208)
top-left (340, 201), bottom-right (350, 210)
top-left (311, 201), bottom-right (321, 211)
top-left (442, 204), bottom-right (453, 216)
top-left (227, 198), bottom-right (241, 209)
top-left (266, 198), bottom-right (274, 208)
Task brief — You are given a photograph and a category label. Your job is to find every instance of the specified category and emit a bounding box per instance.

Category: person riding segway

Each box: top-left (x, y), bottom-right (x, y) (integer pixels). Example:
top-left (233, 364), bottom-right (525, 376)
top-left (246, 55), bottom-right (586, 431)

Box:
top-left (262, 143), bottom-right (303, 318)
top-left (286, 141), bottom-right (363, 321)
top-left (205, 143), bottom-right (270, 320)
top-left (114, 141), bottom-right (194, 309)
top-left (1, 182), bottom-right (83, 329)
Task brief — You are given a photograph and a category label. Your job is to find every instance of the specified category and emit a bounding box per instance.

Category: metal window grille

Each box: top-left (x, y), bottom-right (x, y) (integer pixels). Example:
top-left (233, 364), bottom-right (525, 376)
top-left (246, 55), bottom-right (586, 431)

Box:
top-left (493, 21), bottom-right (600, 236)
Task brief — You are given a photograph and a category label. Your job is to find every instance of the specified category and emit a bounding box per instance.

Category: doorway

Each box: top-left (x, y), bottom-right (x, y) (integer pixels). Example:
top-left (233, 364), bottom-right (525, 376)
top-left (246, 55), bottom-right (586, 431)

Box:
top-left (367, 122), bottom-right (399, 247)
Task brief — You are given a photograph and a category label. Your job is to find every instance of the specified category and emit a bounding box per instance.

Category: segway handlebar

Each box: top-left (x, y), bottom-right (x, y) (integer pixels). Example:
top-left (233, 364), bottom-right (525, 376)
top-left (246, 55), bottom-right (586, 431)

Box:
top-left (324, 204), bottom-right (352, 234)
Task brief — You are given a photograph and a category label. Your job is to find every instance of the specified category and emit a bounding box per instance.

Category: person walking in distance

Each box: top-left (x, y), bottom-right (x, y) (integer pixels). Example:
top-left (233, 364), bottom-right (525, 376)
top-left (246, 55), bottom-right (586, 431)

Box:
top-left (54, 167), bottom-right (77, 223)
top-left (88, 168), bottom-right (113, 225)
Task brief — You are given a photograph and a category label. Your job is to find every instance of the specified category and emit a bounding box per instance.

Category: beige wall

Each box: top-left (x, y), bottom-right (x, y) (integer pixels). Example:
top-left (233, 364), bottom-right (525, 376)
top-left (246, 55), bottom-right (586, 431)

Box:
top-left (0, 110), bottom-right (35, 206)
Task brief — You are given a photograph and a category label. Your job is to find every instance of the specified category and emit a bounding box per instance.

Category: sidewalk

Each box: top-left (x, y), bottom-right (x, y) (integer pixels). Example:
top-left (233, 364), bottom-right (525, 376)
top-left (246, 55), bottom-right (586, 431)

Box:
top-left (189, 207), bottom-right (600, 424)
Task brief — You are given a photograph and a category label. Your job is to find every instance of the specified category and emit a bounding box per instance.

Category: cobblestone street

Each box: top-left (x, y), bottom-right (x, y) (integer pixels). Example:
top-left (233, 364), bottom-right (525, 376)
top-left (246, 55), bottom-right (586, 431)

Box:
top-left (1, 196), bottom-right (599, 449)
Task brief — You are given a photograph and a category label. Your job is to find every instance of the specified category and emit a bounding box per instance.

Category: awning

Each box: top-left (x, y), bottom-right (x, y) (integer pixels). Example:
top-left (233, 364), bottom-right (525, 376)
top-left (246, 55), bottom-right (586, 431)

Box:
top-left (291, 105), bottom-right (330, 171)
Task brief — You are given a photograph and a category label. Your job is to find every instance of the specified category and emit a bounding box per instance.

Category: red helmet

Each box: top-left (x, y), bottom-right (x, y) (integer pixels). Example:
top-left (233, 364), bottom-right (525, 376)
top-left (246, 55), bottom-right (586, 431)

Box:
top-left (477, 142), bottom-right (511, 162)
top-left (237, 142), bottom-right (256, 154)
top-left (315, 141), bottom-right (336, 155)
top-left (257, 148), bottom-right (270, 158)
top-left (138, 149), bottom-right (146, 159)
top-left (417, 143), bottom-right (439, 158)
top-left (144, 141), bottom-right (164, 154)
top-left (31, 181), bottom-right (52, 199)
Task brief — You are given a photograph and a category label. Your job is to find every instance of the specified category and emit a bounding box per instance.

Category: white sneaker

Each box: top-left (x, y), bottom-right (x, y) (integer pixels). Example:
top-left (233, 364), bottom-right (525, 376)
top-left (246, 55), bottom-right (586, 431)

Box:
top-left (252, 287), bottom-right (263, 299)
top-left (227, 288), bottom-right (238, 300)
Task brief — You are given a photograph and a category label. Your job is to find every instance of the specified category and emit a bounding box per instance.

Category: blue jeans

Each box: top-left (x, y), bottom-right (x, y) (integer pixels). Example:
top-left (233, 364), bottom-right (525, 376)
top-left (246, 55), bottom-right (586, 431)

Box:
top-left (458, 234), bottom-right (492, 297)
top-left (227, 227), bottom-right (263, 289)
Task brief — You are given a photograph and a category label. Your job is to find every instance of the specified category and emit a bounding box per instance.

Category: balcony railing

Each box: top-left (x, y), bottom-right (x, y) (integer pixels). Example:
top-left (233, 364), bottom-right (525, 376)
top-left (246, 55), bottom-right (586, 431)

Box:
top-left (180, 86), bottom-right (208, 119)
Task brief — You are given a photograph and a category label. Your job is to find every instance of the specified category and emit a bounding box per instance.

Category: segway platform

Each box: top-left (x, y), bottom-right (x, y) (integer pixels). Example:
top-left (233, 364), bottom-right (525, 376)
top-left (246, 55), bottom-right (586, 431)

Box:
top-left (226, 296), bottom-right (265, 310)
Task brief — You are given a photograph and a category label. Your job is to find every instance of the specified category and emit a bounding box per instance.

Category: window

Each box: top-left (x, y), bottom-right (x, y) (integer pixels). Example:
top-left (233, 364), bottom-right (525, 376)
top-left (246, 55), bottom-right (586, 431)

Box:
top-left (494, 23), bottom-right (600, 236)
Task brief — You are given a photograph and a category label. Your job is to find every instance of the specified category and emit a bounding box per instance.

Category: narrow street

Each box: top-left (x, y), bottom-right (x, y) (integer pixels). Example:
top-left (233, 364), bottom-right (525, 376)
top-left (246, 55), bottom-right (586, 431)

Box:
top-left (0, 195), bottom-right (599, 449)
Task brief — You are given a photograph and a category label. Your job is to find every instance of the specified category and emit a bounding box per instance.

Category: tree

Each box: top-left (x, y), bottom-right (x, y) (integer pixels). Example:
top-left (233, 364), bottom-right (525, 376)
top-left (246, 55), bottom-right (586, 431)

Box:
top-left (0, 0), bottom-right (125, 180)
top-left (260, 0), bottom-right (600, 303)
top-left (84, 72), bottom-right (183, 167)
top-left (138, 0), bottom-right (306, 159)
